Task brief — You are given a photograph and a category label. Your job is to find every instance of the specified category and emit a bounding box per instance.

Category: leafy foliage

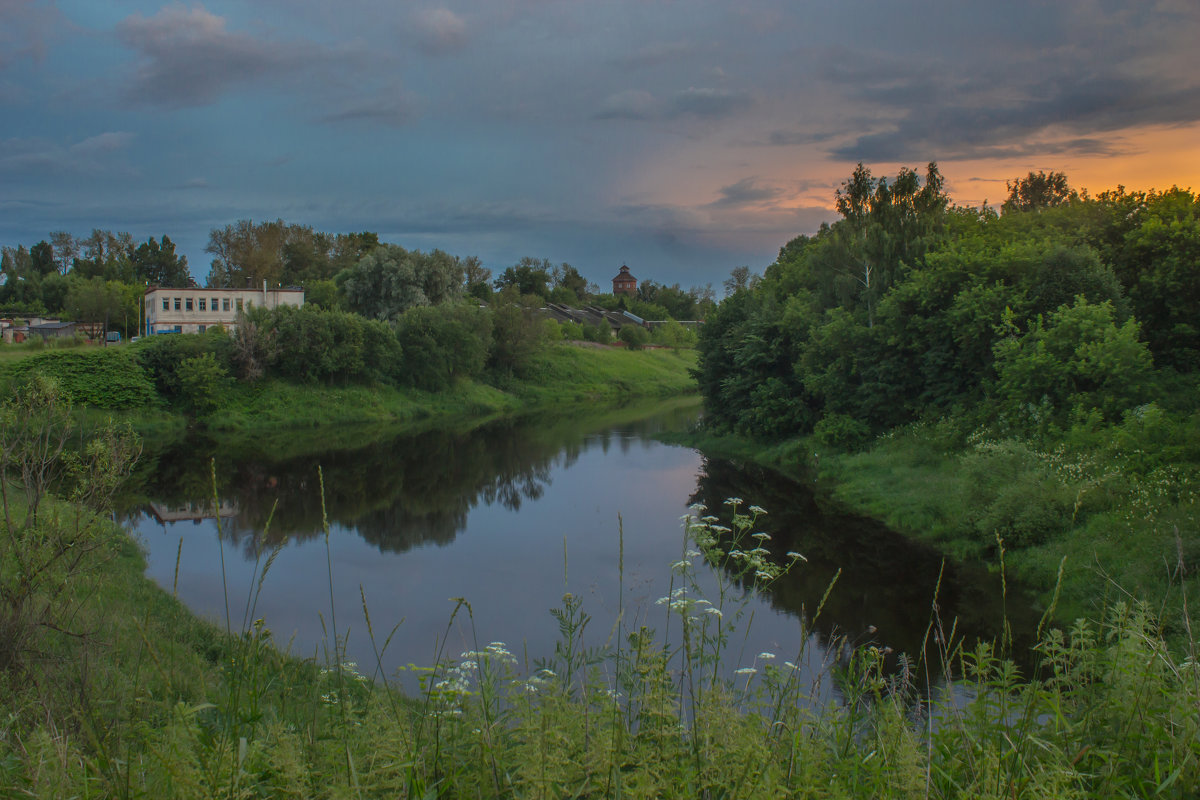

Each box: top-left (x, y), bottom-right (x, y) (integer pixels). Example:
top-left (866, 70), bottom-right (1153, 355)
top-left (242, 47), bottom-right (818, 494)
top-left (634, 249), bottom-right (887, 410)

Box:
top-left (696, 165), bottom-right (1199, 446)
top-left (339, 243), bottom-right (465, 321)
top-left (7, 349), bottom-right (159, 409)
top-left (394, 303), bottom-right (491, 390)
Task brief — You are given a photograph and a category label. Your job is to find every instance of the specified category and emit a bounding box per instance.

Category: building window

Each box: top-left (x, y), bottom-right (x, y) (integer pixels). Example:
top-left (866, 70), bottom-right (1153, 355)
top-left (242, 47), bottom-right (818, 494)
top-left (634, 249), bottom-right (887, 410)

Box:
top-left (222, 298), bottom-right (230, 311)
top-left (174, 298), bottom-right (181, 311)
top-left (198, 299), bottom-right (206, 311)
top-left (212, 297), bottom-right (219, 310)
top-left (162, 299), bottom-right (169, 311)
top-left (236, 298), bottom-right (243, 311)
top-left (198, 325), bottom-right (206, 333)
top-left (185, 298), bottom-right (193, 311)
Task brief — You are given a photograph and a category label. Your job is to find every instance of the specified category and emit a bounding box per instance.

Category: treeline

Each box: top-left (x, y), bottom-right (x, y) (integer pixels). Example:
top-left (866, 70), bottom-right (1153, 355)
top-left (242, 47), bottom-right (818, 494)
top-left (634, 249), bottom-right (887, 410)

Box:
top-left (0, 231), bottom-right (189, 336)
top-left (697, 164), bottom-right (1200, 445)
top-left (2, 221), bottom-right (717, 339)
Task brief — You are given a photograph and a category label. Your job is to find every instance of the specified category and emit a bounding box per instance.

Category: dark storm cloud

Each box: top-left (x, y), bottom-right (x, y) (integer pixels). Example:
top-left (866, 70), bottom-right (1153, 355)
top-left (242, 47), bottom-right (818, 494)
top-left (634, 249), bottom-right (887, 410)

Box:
top-left (319, 85), bottom-right (418, 127)
top-left (766, 129), bottom-right (837, 147)
top-left (668, 87), bottom-right (754, 119)
top-left (832, 75), bottom-right (1200, 161)
top-left (707, 178), bottom-right (782, 209)
top-left (114, 5), bottom-right (369, 109)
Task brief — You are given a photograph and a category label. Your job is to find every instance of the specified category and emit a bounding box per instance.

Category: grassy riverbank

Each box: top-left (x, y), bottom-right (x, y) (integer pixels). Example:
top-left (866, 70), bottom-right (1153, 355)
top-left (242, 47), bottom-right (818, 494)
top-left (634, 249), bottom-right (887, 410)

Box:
top-left (0, 340), bottom-right (698, 438)
top-left (666, 388), bottom-right (1200, 630)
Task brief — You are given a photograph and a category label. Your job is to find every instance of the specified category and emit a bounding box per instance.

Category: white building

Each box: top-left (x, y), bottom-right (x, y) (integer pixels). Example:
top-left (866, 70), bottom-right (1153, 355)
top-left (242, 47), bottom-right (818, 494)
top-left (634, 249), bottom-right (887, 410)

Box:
top-left (144, 284), bottom-right (304, 335)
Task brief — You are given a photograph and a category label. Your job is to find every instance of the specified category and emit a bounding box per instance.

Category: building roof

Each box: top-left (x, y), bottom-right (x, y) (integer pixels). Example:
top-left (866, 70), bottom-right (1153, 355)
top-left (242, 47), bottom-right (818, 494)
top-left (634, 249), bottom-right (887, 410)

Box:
top-left (612, 264), bottom-right (636, 281)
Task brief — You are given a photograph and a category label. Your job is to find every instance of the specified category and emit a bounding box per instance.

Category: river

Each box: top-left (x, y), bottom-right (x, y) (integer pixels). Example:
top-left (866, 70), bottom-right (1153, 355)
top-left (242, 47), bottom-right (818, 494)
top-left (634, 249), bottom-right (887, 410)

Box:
top-left (126, 397), bottom-right (1038, 697)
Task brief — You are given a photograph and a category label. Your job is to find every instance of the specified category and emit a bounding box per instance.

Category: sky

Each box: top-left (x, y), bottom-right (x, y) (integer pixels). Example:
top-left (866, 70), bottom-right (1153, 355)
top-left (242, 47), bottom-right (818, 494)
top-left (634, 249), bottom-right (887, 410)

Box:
top-left (2, 0), bottom-right (1198, 290)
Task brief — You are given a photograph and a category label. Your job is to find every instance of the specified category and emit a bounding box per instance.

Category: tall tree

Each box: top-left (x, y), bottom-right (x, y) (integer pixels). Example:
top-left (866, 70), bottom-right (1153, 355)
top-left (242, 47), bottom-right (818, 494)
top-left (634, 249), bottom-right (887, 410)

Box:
top-left (132, 235), bottom-right (191, 287)
top-left (29, 241), bottom-right (56, 276)
top-left (49, 231), bottom-right (78, 275)
top-left (1002, 170), bottom-right (1074, 213)
top-left (339, 244), bottom-right (465, 321)
top-left (494, 257), bottom-right (553, 298)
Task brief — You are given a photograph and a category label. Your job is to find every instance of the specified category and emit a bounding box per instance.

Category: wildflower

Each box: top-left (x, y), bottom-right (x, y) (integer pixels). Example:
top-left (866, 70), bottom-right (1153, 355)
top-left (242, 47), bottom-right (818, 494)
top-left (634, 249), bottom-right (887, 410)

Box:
top-left (755, 570), bottom-right (773, 581)
top-left (704, 607), bottom-right (723, 618)
top-left (757, 652), bottom-right (776, 660)
top-left (749, 505), bottom-right (768, 516)
top-left (784, 661), bottom-right (799, 671)
top-left (724, 497), bottom-right (743, 506)
top-left (734, 667), bottom-right (757, 675)
top-left (671, 559), bottom-right (690, 571)
top-left (710, 524), bottom-right (732, 534)
top-left (685, 549), bottom-right (701, 558)
top-left (786, 551), bottom-right (807, 561)
top-left (751, 532), bottom-right (771, 541)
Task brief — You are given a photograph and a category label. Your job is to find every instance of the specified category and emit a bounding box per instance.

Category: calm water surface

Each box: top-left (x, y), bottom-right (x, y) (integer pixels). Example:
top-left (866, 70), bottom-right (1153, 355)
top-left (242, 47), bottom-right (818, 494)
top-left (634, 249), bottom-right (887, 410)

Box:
top-left (128, 398), bottom-right (1038, 695)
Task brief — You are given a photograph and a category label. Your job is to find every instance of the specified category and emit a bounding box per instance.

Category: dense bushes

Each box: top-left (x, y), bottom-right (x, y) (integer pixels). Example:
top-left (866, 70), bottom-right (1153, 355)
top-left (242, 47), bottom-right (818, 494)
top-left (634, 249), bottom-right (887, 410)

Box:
top-left (134, 328), bottom-right (233, 401)
top-left (258, 305), bottom-right (402, 384)
top-left (394, 304), bottom-right (491, 390)
top-left (6, 348), bottom-right (159, 409)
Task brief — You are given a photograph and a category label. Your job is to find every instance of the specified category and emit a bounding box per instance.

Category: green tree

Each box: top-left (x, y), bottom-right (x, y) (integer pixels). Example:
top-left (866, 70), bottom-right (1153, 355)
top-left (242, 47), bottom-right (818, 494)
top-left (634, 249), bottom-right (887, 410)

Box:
top-left (463, 256), bottom-right (492, 301)
top-left (1002, 171), bottom-right (1074, 213)
top-left (132, 235), bottom-right (190, 287)
top-left (65, 278), bottom-right (125, 337)
top-left (49, 231), bottom-right (78, 275)
top-left (618, 323), bottom-right (650, 350)
top-left (488, 289), bottom-right (548, 373)
top-left (339, 244), bottom-right (465, 321)
top-left (28, 241), bottom-right (56, 276)
top-left (993, 297), bottom-right (1152, 428)
top-left (176, 352), bottom-right (230, 417)
top-left (395, 304), bottom-right (491, 390)
top-left (303, 279), bottom-right (343, 310)
top-left (1108, 187), bottom-right (1200, 370)
top-left (494, 257), bottom-right (553, 298)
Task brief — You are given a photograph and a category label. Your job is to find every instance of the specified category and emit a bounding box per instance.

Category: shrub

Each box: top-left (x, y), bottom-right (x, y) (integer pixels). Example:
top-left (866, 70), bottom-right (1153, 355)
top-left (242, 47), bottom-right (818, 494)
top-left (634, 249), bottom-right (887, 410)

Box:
top-left (650, 319), bottom-right (697, 349)
top-left (8, 349), bottom-right (158, 409)
top-left (395, 304), bottom-right (491, 390)
top-left (960, 439), bottom-right (1075, 547)
top-left (813, 412), bottom-right (872, 451)
top-left (618, 323), bottom-right (650, 350)
top-left (135, 330), bottom-right (234, 400)
top-left (176, 352), bottom-right (230, 417)
top-left (488, 293), bottom-right (548, 375)
top-left (580, 324), bottom-right (607, 343)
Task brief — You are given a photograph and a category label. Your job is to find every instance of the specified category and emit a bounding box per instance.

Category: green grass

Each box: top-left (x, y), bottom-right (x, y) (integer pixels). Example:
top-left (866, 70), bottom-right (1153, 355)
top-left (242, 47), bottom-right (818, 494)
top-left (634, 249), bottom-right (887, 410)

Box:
top-left (203, 346), bottom-right (697, 432)
top-left (678, 413), bottom-right (1200, 629)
